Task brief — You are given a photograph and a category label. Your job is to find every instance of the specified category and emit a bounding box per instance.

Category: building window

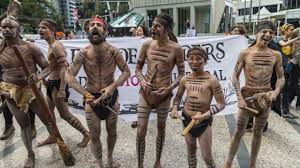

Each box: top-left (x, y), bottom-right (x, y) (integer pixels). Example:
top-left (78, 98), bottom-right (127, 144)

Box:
top-left (265, 5), bottom-right (278, 13)
top-left (161, 8), bottom-right (173, 18)
top-left (238, 8), bottom-right (251, 16)
top-left (147, 10), bottom-right (157, 27)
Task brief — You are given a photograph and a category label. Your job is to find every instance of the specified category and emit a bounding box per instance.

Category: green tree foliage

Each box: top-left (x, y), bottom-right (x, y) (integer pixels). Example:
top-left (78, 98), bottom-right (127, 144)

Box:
top-left (0, 0), bottom-right (63, 33)
top-left (119, 2), bottom-right (129, 15)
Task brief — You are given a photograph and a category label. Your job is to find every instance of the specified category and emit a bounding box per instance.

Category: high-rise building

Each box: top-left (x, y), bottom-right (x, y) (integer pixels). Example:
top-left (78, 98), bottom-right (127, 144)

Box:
top-left (130, 0), bottom-right (233, 34)
top-left (48, 0), bottom-right (77, 29)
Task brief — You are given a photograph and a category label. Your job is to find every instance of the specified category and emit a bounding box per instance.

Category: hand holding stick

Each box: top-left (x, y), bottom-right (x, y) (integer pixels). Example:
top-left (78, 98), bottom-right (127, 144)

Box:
top-left (12, 45), bottom-right (75, 166)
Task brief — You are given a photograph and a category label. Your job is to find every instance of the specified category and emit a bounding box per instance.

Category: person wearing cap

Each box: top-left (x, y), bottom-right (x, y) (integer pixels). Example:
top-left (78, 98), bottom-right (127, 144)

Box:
top-left (36, 19), bottom-right (90, 147)
top-left (65, 15), bottom-right (130, 168)
top-left (224, 20), bottom-right (285, 168)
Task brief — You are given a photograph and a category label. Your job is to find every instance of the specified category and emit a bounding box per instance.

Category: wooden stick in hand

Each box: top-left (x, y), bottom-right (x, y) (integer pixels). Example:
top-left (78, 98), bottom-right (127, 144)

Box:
top-left (245, 106), bottom-right (259, 114)
top-left (182, 119), bottom-right (196, 136)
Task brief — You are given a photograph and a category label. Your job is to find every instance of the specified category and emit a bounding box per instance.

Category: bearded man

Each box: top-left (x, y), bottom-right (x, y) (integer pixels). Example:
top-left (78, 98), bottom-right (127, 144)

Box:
top-left (65, 15), bottom-right (130, 168)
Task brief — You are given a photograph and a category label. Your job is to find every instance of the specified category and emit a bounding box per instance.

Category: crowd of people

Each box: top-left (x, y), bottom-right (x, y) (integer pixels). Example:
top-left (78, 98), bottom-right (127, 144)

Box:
top-left (0, 1), bottom-right (299, 168)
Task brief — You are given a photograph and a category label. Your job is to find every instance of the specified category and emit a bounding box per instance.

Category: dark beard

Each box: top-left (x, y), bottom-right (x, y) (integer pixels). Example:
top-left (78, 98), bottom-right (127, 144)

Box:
top-left (88, 32), bottom-right (105, 45)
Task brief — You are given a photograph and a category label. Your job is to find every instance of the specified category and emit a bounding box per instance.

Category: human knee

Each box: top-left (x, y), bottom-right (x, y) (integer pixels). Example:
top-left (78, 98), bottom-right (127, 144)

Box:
top-left (235, 126), bottom-right (246, 137)
top-left (90, 133), bottom-right (100, 142)
top-left (137, 128), bottom-right (147, 139)
top-left (107, 130), bottom-right (117, 139)
top-left (253, 127), bottom-right (263, 137)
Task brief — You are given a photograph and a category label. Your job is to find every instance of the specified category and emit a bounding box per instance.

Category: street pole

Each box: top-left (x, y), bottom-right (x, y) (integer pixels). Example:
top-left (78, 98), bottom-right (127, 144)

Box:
top-left (243, 0), bottom-right (246, 26)
top-left (257, 0), bottom-right (261, 23)
top-left (249, 0), bottom-right (253, 32)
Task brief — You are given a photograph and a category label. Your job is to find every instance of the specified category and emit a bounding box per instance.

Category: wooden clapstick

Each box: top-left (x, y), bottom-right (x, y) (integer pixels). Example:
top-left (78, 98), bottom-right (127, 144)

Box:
top-left (245, 106), bottom-right (259, 114)
top-left (182, 119), bottom-right (196, 136)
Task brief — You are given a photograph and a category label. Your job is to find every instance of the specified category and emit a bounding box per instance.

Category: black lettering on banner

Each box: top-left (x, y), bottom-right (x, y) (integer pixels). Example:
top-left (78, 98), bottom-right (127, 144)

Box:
top-left (128, 48), bottom-right (137, 64)
top-left (216, 42), bottom-right (225, 59)
top-left (119, 48), bottom-right (138, 64)
top-left (181, 45), bottom-right (191, 61)
top-left (70, 48), bottom-right (80, 62)
top-left (79, 76), bottom-right (87, 87)
top-left (202, 43), bottom-right (214, 61)
top-left (119, 48), bottom-right (129, 63)
top-left (213, 69), bottom-right (226, 81)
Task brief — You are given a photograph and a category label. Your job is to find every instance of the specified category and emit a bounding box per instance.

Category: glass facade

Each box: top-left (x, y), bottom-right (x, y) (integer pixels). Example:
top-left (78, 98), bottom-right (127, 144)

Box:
top-left (283, 0), bottom-right (300, 9)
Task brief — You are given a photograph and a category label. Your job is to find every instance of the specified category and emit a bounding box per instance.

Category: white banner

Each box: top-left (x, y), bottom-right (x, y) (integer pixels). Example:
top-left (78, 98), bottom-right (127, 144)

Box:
top-left (34, 35), bottom-right (248, 116)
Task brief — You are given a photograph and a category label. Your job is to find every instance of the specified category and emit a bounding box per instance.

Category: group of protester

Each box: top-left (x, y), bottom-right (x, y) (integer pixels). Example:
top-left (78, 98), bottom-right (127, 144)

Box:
top-left (0, 1), bottom-right (295, 168)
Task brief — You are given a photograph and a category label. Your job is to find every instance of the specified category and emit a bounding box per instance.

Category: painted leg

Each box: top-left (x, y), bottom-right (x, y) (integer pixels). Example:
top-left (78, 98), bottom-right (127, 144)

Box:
top-left (154, 99), bottom-right (170, 168)
top-left (198, 126), bottom-right (216, 168)
top-left (36, 96), bottom-right (56, 147)
top-left (6, 98), bottom-right (35, 168)
top-left (224, 110), bottom-right (250, 168)
top-left (53, 88), bottom-right (90, 147)
top-left (106, 106), bottom-right (120, 168)
top-left (86, 104), bottom-right (104, 168)
top-left (136, 95), bottom-right (151, 168)
top-left (185, 133), bottom-right (197, 168)
top-left (248, 110), bottom-right (269, 168)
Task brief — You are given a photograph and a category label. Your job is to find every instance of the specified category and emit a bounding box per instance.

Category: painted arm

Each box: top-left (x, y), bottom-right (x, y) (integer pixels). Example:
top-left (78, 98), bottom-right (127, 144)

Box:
top-left (32, 44), bottom-right (51, 81)
top-left (135, 40), bottom-right (149, 85)
top-left (272, 51), bottom-right (285, 99)
top-left (232, 50), bottom-right (246, 102)
top-left (114, 50), bottom-right (131, 87)
top-left (170, 77), bottom-right (186, 119)
top-left (65, 51), bottom-right (89, 97)
top-left (53, 42), bottom-right (68, 94)
top-left (168, 45), bottom-right (185, 91)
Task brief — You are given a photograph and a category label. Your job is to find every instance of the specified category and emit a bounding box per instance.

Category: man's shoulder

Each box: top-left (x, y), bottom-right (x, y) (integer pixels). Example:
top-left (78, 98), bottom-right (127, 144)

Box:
top-left (78, 45), bottom-right (92, 55)
top-left (239, 48), bottom-right (251, 56)
top-left (105, 42), bottom-right (119, 52)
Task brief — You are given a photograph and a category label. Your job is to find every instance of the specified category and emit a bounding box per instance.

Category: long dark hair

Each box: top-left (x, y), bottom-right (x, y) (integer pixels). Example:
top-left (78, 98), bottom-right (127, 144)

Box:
top-left (155, 13), bottom-right (178, 43)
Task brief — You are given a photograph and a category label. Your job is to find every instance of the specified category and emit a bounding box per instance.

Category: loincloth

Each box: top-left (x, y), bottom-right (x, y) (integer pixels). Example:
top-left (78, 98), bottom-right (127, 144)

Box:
top-left (85, 90), bottom-right (118, 120)
top-left (241, 87), bottom-right (272, 114)
top-left (182, 112), bottom-right (213, 138)
top-left (140, 88), bottom-right (172, 109)
top-left (46, 80), bottom-right (70, 102)
top-left (0, 82), bottom-right (35, 113)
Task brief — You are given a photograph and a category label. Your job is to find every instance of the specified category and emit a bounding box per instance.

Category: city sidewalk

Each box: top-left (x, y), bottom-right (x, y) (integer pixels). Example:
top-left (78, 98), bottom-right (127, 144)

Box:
top-left (1, 106), bottom-right (300, 168)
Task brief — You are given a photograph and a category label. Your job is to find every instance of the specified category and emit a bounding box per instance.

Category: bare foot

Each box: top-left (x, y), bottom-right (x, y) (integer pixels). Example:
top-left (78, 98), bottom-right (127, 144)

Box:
top-left (24, 154), bottom-right (35, 168)
top-left (224, 162), bottom-right (232, 168)
top-left (153, 161), bottom-right (161, 168)
top-left (106, 160), bottom-right (120, 168)
top-left (77, 133), bottom-right (90, 147)
top-left (96, 160), bottom-right (105, 168)
top-left (36, 136), bottom-right (56, 147)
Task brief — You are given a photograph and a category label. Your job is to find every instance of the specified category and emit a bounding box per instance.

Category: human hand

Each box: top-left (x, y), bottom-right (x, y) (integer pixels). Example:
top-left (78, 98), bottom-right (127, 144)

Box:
top-left (27, 74), bottom-right (39, 85)
top-left (169, 107), bottom-right (179, 119)
top-left (57, 89), bottom-right (66, 100)
top-left (129, 27), bottom-right (136, 33)
top-left (99, 83), bottom-right (116, 100)
top-left (84, 92), bottom-right (95, 104)
top-left (238, 99), bottom-right (247, 109)
top-left (140, 80), bottom-right (152, 91)
top-left (153, 86), bottom-right (170, 96)
top-left (191, 113), bottom-right (205, 124)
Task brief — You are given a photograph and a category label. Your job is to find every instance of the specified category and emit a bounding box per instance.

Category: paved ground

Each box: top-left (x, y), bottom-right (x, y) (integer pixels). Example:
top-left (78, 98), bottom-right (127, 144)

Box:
top-left (1, 104), bottom-right (300, 168)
